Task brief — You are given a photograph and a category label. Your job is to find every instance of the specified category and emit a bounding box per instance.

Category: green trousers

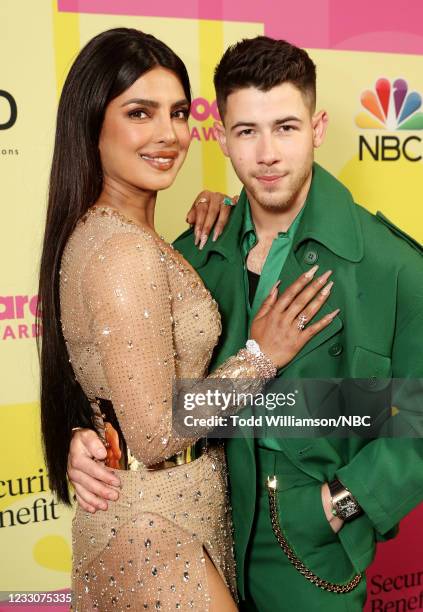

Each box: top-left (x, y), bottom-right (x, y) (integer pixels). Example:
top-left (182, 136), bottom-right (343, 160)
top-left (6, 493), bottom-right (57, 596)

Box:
top-left (240, 447), bottom-right (367, 611)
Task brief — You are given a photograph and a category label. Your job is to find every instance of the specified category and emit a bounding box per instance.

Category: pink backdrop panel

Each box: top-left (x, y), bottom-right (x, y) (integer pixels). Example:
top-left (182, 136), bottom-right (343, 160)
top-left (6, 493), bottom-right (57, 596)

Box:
top-left (58, 0), bottom-right (423, 54)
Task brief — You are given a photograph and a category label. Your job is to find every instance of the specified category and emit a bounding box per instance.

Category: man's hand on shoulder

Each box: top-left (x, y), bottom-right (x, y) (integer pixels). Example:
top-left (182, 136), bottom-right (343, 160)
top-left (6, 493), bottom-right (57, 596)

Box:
top-left (67, 429), bottom-right (121, 513)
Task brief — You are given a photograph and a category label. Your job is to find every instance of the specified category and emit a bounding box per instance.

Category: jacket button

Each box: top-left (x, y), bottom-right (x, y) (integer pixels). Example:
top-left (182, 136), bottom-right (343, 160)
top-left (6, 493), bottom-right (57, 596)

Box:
top-left (329, 343), bottom-right (343, 357)
top-left (304, 250), bottom-right (318, 264)
top-left (368, 376), bottom-right (378, 388)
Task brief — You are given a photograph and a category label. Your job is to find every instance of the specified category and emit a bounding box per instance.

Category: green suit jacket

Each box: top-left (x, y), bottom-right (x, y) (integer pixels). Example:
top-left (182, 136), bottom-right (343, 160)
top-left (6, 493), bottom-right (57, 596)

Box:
top-left (174, 164), bottom-right (423, 598)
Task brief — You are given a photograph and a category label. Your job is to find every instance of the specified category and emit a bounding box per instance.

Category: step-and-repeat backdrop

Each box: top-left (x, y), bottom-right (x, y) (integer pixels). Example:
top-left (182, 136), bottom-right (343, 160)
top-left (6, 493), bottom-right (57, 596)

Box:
top-left (1, 1), bottom-right (422, 609)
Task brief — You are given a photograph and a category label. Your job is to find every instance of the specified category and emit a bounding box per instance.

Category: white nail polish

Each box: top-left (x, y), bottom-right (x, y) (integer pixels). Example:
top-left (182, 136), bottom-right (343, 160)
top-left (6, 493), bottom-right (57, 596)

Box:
top-left (199, 234), bottom-right (208, 250)
top-left (318, 269), bottom-right (333, 284)
top-left (305, 264), bottom-right (319, 279)
top-left (327, 308), bottom-right (340, 320)
top-left (321, 281), bottom-right (334, 296)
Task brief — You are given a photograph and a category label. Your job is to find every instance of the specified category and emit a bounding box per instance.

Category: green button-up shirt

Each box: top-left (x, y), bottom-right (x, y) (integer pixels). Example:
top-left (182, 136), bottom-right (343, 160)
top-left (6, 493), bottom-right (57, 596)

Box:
top-left (241, 198), bottom-right (305, 449)
top-left (241, 199), bottom-right (305, 320)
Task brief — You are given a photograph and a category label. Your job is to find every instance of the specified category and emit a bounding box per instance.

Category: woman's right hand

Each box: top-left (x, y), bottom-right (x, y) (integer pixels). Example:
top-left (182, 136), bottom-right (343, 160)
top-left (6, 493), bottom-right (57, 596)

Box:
top-left (68, 429), bottom-right (121, 512)
top-left (250, 265), bottom-right (339, 369)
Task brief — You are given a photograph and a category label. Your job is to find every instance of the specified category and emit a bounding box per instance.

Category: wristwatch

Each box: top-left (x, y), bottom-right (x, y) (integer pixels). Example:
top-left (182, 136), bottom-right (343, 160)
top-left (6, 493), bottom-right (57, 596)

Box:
top-left (246, 339), bottom-right (262, 356)
top-left (243, 339), bottom-right (277, 379)
top-left (328, 478), bottom-right (362, 521)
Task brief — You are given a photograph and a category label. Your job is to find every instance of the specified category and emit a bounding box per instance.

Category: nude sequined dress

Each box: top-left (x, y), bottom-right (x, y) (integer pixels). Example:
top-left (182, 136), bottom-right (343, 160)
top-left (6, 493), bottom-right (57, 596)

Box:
top-left (60, 206), bottom-right (267, 611)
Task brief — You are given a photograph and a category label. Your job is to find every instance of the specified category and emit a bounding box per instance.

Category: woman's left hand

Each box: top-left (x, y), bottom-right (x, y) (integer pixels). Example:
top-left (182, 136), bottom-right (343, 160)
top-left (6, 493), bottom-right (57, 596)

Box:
top-left (186, 191), bottom-right (239, 249)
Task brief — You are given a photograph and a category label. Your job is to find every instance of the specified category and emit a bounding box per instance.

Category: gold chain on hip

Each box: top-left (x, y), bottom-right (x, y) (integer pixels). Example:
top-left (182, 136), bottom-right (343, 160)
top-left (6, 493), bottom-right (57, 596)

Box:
top-left (266, 476), bottom-right (363, 594)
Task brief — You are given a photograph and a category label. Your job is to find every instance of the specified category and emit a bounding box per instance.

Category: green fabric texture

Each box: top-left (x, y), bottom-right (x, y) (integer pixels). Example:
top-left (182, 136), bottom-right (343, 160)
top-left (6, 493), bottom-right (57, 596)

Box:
top-left (174, 163), bottom-right (423, 606)
top-left (241, 446), bottom-right (367, 611)
top-left (241, 198), bottom-right (304, 320)
top-left (241, 197), bottom-right (304, 452)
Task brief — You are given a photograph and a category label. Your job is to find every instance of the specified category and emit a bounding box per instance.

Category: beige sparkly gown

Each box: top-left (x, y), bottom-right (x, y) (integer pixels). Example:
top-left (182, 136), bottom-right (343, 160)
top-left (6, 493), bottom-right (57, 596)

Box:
top-left (60, 206), bottom-right (268, 611)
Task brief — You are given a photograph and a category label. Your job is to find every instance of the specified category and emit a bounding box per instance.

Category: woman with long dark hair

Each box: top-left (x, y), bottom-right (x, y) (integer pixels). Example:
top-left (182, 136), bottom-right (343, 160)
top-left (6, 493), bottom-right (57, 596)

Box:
top-left (38, 28), bottom-right (336, 610)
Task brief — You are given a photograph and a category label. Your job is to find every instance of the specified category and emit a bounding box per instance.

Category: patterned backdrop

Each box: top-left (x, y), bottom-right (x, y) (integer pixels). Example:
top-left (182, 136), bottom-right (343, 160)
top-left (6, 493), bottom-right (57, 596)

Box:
top-left (0, 1), bottom-right (422, 609)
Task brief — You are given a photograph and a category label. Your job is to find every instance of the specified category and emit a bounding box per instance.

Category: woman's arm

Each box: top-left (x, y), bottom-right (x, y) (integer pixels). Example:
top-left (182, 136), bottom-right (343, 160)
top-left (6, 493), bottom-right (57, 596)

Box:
top-left (82, 230), bottom-right (270, 467)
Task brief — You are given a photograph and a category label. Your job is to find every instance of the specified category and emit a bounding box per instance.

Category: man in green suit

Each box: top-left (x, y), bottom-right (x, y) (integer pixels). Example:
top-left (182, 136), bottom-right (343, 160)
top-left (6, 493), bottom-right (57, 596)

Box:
top-left (68, 37), bottom-right (423, 610)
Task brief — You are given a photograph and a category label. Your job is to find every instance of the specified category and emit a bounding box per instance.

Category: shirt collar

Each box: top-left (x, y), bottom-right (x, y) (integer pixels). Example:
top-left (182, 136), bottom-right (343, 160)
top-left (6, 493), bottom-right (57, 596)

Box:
top-left (185, 162), bottom-right (363, 267)
top-left (241, 192), bottom-right (305, 254)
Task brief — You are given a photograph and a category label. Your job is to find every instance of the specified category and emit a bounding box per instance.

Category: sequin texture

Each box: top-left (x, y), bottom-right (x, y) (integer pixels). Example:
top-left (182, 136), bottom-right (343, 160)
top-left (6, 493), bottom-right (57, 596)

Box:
top-left (60, 206), bottom-right (266, 610)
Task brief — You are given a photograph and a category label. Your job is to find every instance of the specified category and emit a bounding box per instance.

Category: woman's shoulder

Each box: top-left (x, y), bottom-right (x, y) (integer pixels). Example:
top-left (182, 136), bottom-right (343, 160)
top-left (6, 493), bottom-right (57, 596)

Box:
top-left (62, 206), bottom-right (167, 281)
top-left (69, 206), bottom-right (163, 253)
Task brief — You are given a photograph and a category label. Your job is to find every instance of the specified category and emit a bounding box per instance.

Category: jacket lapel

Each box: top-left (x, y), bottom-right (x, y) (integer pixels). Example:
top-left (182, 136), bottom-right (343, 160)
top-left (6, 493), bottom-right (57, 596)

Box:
top-left (277, 247), bottom-right (343, 368)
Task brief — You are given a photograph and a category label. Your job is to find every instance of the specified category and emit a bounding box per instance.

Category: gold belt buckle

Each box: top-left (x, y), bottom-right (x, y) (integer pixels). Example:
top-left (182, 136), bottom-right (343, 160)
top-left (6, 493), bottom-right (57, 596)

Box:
top-left (144, 439), bottom-right (207, 471)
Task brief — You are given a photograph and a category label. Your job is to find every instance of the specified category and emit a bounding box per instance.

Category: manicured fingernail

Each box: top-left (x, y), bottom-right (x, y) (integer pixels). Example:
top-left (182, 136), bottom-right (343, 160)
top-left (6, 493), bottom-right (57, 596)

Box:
top-left (271, 280), bottom-right (281, 295)
top-left (305, 264), bottom-right (319, 279)
top-left (212, 229), bottom-right (219, 242)
top-left (194, 229), bottom-right (201, 246)
top-left (318, 269), bottom-right (333, 284)
top-left (321, 280), bottom-right (334, 296)
top-left (327, 308), bottom-right (340, 320)
top-left (199, 234), bottom-right (208, 250)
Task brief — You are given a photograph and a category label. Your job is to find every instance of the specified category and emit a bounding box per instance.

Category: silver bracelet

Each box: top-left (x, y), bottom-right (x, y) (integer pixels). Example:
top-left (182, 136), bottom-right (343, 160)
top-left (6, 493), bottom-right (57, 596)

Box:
top-left (240, 339), bottom-right (277, 379)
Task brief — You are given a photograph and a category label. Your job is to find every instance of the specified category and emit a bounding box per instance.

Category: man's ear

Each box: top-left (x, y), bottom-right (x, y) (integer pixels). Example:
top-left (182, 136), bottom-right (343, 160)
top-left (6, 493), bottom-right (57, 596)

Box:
top-left (312, 110), bottom-right (329, 149)
top-left (214, 121), bottom-right (229, 157)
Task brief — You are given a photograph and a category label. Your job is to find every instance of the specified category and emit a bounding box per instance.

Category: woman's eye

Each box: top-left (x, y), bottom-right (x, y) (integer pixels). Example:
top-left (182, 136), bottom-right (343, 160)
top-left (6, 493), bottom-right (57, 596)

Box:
top-left (128, 109), bottom-right (148, 119)
top-left (172, 109), bottom-right (190, 120)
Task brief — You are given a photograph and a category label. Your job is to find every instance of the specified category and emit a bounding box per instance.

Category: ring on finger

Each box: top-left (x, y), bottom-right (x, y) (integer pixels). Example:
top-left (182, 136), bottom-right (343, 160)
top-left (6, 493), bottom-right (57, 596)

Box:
top-left (223, 196), bottom-right (236, 207)
top-left (297, 314), bottom-right (308, 331)
top-left (194, 197), bottom-right (209, 207)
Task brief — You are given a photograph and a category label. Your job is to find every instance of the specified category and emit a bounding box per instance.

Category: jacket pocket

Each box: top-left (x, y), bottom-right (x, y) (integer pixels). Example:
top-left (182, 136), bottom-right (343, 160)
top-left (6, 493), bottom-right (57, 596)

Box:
top-left (344, 347), bottom-right (393, 432)
top-left (351, 346), bottom-right (392, 381)
top-left (275, 483), bottom-right (356, 583)
top-left (337, 513), bottom-right (376, 574)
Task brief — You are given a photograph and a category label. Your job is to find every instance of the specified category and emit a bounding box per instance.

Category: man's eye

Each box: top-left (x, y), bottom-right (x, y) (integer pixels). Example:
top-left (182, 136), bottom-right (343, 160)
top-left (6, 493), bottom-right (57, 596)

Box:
top-left (280, 125), bottom-right (295, 132)
top-left (128, 109), bottom-right (148, 119)
top-left (239, 129), bottom-right (254, 136)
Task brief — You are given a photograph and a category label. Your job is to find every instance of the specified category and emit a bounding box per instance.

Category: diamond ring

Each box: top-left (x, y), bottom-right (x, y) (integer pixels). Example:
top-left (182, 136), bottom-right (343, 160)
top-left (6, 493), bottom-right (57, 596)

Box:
top-left (194, 197), bottom-right (209, 207)
top-left (297, 314), bottom-right (308, 331)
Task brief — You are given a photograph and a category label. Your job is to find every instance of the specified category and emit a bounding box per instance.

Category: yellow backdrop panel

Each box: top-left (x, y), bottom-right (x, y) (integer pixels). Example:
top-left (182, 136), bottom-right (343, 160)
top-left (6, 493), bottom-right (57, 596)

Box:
top-left (0, 0), bottom-right (421, 595)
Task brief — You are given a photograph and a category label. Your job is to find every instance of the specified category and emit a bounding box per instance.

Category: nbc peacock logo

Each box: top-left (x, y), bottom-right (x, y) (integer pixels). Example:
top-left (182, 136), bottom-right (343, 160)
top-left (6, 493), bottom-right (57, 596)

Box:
top-left (356, 78), bottom-right (423, 131)
top-left (357, 78), bottom-right (423, 161)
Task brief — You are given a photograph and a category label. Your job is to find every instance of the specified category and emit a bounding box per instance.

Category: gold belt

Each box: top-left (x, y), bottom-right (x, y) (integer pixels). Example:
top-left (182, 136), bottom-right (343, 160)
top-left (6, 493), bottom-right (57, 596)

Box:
top-left (127, 439), bottom-right (208, 472)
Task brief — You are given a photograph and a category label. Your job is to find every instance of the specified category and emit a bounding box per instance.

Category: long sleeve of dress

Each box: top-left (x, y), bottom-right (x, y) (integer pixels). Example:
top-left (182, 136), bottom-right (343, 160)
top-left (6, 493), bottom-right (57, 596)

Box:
top-left (81, 229), bottom-right (271, 467)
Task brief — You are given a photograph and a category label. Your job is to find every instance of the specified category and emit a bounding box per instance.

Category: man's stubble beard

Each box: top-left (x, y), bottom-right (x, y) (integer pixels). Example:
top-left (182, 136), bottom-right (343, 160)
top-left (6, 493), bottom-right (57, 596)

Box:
top-left (251, 165), bottom-right (312, 212)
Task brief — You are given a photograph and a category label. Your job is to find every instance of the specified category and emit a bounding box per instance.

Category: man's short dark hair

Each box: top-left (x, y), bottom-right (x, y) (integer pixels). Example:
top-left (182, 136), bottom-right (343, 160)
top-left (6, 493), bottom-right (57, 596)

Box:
top-left (214, 36), bottom-right (316, 119)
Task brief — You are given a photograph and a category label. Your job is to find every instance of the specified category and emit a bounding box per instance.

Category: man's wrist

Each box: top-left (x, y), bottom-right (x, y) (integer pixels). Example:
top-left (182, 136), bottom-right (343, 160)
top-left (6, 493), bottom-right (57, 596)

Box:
top-left (322, 483), bottom-right (344, 532)
top-left (328, 478), bottom-right (362, 521)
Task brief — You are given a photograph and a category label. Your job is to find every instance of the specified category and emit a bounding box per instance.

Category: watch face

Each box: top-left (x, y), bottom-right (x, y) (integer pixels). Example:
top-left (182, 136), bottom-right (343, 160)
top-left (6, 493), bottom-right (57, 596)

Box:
top-left (337, 497), bottom-right (358, 518)
top-left (246, 339), bottom-right (260, 355)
